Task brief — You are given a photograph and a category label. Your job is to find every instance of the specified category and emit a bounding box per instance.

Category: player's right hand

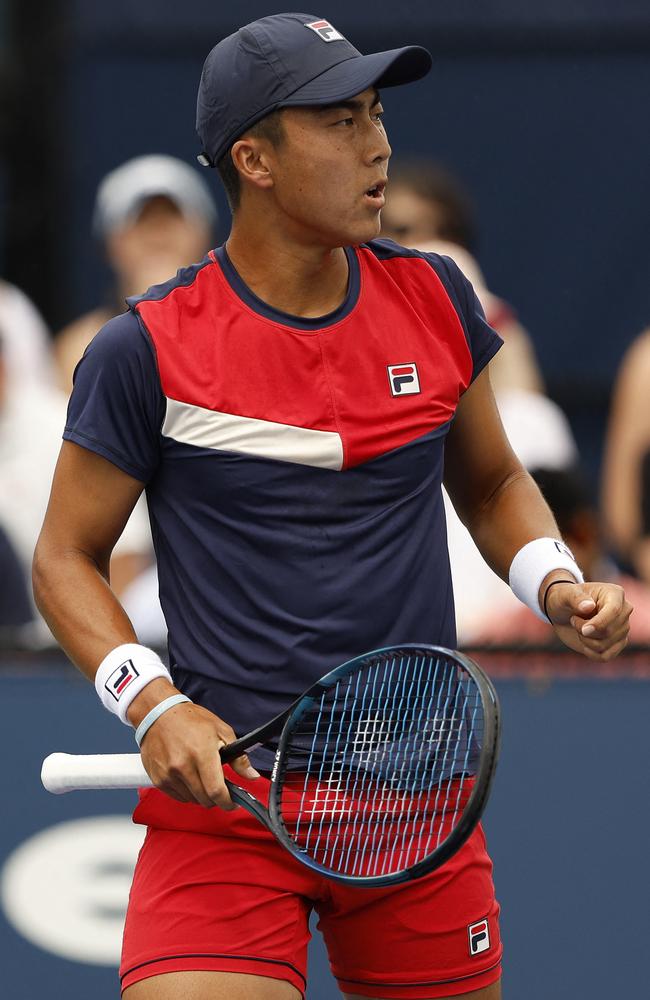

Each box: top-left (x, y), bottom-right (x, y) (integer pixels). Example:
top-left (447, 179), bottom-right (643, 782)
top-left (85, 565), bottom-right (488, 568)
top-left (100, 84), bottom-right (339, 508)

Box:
top-left (127, 679), bottom-right (260, 809)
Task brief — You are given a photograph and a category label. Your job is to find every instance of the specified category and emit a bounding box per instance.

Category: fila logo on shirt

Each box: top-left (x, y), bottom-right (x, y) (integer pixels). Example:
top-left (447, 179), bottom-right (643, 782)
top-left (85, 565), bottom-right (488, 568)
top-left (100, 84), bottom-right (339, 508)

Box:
top-left (305, 19), bottom-right (345, 42)
top-left (104, 659), bottom-right (140, 702)
top-left (468, 918), bottom-right (491, 956)
top-left (387, 362), bottom-right (421, 397)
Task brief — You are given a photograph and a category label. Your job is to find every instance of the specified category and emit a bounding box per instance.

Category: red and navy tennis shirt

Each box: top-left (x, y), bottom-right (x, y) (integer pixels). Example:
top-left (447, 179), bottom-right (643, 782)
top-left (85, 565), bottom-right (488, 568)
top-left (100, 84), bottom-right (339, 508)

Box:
top-left (65, 239), bottom-right (501, 744)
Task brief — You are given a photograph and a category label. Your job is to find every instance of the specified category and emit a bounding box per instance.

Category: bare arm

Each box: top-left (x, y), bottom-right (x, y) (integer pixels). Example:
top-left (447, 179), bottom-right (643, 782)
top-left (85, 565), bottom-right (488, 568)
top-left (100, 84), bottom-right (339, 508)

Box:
top-left (33, 442), bottom-right (142, 665)
top-left (602, 329), bottom-right (650, 564)
top-left (33, 441), bottom-right (256, 806)
top-left (487, 315), bottom-right (545, 396)
top-left (444, 368), bottom-right (631, 659)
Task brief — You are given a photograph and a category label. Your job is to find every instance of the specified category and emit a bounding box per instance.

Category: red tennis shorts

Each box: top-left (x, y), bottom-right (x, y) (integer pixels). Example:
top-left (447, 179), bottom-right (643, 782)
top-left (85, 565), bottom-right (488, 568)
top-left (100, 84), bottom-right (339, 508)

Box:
top-left (120, 768), bottom-right (502, 997)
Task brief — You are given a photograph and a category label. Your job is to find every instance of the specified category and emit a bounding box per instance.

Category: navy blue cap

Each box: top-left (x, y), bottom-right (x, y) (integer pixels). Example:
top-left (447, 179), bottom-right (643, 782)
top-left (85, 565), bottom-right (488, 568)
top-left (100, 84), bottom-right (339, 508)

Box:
top-left (196, 13), bottom-right (432, 167)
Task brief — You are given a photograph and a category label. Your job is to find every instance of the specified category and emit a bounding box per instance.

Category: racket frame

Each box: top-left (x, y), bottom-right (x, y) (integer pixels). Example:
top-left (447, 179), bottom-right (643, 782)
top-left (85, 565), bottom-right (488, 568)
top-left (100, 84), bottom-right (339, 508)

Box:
top-left (222, 644), bottom-right (500, 887)
top-left (41, 645), bottom-right (500, 887)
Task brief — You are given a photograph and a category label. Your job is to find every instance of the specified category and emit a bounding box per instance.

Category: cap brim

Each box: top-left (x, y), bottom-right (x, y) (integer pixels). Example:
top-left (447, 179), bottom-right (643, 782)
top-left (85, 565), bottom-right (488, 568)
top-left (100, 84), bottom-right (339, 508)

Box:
top-left (278, 45), bottom-right (432, 107)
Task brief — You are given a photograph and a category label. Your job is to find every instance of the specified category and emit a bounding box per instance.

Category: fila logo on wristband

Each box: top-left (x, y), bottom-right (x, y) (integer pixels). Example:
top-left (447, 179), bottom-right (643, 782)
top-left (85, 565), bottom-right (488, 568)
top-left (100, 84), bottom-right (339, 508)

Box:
top-left (95, 644), bottom-right (172, 724)
top-left (105, 660), bottom-right (139, 702)
top-left (468, 918), bottom-right (490, 956)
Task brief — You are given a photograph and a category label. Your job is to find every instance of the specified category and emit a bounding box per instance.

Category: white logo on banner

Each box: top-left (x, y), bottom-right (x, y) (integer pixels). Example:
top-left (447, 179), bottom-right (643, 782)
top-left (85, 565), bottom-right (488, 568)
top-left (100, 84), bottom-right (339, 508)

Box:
top-left (0, 816), bottom-right (145, 965)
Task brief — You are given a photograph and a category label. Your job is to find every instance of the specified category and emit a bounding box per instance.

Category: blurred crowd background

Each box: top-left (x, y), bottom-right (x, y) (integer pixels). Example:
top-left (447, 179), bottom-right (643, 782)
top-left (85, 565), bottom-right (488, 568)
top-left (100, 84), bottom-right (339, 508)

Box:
top-left (2, 0), bottom-right (650, 649)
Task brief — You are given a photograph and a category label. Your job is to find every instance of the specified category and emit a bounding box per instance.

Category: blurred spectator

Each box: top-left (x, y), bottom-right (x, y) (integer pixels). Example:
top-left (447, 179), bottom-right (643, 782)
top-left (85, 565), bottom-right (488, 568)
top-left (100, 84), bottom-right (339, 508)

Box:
top-left (54, 154), bottom-right (218, 393)
top-left (50, 155), bottom-right (219, 608)
top-left (473, 465), bottom-right (650, 645)
top-left (380, 159), bottom-right (476, 250)
top-left (0, 279), bottom-right (57, 389)
top-left (0, 521), bottom-right (33, 643)
top-left (121, 563), bottom-right (166, 647)
top-left (0, 328), bottom-right (68, 640)
top-left (0, 304), bottom-right (151, 644)
top-left (0, 280), bottom-right (59, 639)
top-left (0, 329), bottom-right (67, 574)
top-left (602, 327), bottom-right (650, 582)
top-left (381, 158), bottom-right (544, 395)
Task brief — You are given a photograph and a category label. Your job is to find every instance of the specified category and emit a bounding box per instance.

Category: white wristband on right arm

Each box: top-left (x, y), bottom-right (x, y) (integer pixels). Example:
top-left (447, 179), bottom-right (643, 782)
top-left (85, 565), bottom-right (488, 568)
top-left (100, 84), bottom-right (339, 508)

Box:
top-left (94, 643), bottom-right (172, 725)
top-left (508, 537), bottom-right (584, 621)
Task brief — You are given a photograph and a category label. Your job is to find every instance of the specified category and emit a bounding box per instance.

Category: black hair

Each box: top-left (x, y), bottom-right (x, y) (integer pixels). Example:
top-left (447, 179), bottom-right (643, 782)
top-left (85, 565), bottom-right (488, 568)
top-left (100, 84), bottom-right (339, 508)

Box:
top-left (387, 158), bottom-right (477, 250)
top-left (529, 466), bottom-right (593, 537)
top-left (217, 110), bottom-right (285, 212)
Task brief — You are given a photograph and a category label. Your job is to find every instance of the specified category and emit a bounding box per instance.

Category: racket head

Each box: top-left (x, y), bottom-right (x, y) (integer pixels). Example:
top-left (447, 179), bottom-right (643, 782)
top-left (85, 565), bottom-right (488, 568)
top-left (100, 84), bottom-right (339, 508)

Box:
top-left (266, 644), bottom-right (500, 887)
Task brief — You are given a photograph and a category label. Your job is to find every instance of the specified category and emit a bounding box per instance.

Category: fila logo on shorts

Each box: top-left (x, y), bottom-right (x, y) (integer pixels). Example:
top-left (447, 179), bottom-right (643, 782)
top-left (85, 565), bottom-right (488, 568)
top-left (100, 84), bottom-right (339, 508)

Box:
top-left (468, 918), bottom-right (491, 956)
top-left (387, 363), bottom-right (420, 396)
top-left (305, 19), bottom-right (345, 42)
top-left (105, 659), bottom-right (140, 702)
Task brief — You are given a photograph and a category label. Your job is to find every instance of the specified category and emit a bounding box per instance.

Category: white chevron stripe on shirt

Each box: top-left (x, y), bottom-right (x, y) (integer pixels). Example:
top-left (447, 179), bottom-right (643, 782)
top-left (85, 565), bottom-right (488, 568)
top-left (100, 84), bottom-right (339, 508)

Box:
top-left (162, 397), bottom-right (344, 471)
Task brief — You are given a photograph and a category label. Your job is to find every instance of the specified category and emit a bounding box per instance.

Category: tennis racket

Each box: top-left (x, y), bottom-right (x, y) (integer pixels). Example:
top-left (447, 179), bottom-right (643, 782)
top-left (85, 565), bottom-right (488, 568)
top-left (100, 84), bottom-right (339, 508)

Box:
top-left (42, 644), bottom-right (500, 887)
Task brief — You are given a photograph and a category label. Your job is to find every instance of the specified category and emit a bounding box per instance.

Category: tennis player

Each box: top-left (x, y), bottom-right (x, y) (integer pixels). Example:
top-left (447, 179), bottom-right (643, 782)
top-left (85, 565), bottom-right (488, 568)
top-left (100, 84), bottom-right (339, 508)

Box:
top-left (33, 13), bottom-right (631, 1000)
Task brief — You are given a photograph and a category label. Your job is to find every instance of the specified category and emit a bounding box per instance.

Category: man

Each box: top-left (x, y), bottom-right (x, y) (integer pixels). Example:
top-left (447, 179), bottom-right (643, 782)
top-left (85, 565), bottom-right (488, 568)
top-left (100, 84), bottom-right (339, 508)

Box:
top-left (0, 277), bottom-right (56, 390)
top-left (54, 154), bottom-right (217, 393)
top-left (33, 13), bottom-right (631, 1000)
top-left (379, 159), bottom-right (476, 253)
top-left (0, 328), bottom-right (69, 641)
top-left (0, 520), bottom-right (32, 642)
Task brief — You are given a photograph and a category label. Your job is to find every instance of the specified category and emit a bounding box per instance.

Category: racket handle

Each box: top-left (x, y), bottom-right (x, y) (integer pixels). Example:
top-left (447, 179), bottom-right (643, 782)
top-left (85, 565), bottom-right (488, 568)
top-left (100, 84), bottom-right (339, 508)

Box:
top-left (41, 752), bottom-right (152, 793)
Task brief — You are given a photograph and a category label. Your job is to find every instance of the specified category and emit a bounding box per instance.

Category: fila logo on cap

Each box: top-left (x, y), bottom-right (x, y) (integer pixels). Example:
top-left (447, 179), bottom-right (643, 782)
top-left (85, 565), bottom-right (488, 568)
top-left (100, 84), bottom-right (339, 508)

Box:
top-left (305, 19), bottom-right (345, 42)
top-left (388, 362), bottom-right (420, 396)
top-left (104, 659), bottom-right (140, 702)
top-left (468, 918), bottom-right (491, 956)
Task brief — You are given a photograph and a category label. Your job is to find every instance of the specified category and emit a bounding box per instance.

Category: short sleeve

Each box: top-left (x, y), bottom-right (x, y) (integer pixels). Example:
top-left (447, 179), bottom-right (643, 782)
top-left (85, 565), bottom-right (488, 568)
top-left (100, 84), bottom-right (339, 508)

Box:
top-left (426, 253), bottom-right (503, 384)
top-left (63, 311), bottom-right (165, 483)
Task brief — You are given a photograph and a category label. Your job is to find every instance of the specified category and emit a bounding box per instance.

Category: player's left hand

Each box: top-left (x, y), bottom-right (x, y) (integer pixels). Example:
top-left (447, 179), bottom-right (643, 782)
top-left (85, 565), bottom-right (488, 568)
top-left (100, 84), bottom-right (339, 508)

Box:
top-left (544, 581), bottom-right (633, 660)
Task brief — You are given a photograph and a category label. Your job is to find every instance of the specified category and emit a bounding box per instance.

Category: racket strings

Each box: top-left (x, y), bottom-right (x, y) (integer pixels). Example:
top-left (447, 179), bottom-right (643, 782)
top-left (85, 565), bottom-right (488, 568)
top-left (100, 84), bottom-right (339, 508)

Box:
top-left (277, 651), bottom-right (485, 878)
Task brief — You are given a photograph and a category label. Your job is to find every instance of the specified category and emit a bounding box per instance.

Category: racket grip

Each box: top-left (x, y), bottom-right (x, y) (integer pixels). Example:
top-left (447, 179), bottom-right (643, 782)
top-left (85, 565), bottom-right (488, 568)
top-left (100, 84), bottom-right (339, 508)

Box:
top-left (41, 752), bottom-right (152, 794)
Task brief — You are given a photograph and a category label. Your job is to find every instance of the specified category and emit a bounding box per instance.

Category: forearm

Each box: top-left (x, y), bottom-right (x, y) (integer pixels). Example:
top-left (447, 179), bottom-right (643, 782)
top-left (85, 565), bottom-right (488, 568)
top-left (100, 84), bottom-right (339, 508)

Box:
top-left (463, 466), bottom-right (566, 585)
top-left (33, 540), bottom-right (138, 679)
top-left (443, 369), bottom-right (583, 618)
top-left (30, 444), bottom-right (252, 804)
top-left (33, 541), bottom-right (178, 726)
top-left (444, 367), bottom-right (630, 657)
top-left (32, 540), bottom-right (252, 804)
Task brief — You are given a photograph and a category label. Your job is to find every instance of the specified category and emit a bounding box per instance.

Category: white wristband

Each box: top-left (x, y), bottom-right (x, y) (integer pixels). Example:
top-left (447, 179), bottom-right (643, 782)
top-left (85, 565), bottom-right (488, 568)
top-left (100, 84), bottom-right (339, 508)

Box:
top-left (94, 643), bottom-right (172, 725)
top-left (508, 538), bottom-right (584, 621)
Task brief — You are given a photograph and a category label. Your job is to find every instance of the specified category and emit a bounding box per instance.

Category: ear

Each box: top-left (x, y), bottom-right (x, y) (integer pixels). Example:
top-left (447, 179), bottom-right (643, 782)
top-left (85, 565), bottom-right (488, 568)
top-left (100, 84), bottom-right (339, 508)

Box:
top-left (230, 138), bottom-right (275, 194)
